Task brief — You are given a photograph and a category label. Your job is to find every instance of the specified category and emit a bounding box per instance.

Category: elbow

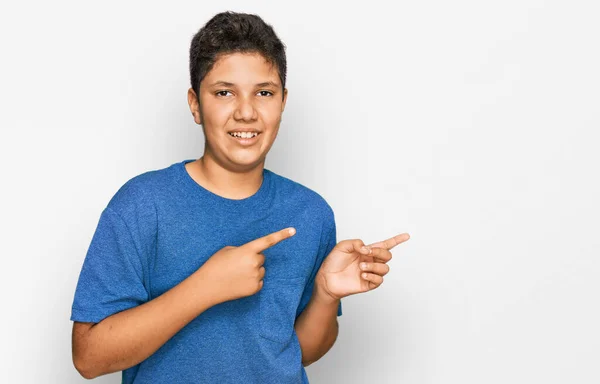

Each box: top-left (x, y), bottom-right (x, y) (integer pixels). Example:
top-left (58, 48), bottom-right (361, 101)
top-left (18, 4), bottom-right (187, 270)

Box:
top-left (73, 343), bottom-right (103, 379)
top-left (300, 346), bottom-right (319, 367)
top-left (72, 321), bottom-right (103, 379)
top-left (302, 360), bottom-right (313, 367)
top-left (302, 357), bottom-right (317, 367)
top-left (299, 322), bottom-right (340, 367)
top-left (73, 355), bottom-right (98, 380)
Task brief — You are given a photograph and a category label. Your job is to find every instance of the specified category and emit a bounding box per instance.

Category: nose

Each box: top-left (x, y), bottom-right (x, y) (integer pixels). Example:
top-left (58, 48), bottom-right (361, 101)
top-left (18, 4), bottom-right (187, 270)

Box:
top-left (233, 94), bottom-right (258, 122)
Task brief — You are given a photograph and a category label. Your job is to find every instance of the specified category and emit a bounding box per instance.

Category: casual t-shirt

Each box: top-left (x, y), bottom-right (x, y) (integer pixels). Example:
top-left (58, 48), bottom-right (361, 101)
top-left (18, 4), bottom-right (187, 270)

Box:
top-left (70, 158), bottom-right (342, 383)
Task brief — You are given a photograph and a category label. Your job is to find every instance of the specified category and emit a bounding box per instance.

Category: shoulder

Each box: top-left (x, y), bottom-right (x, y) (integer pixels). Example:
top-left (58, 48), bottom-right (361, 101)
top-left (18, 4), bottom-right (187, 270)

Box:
top-left (105, 163), bottom-right (174, 219)
top-left (266, 169), bottom-right (335, 227)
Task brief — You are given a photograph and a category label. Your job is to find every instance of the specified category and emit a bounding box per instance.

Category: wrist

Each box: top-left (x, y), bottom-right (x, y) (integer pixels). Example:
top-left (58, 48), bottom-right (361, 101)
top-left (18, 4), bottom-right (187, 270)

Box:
top-left (192, 268), bottom-right (223, 307)
top-left (314, 273), bottom-right (340, 305)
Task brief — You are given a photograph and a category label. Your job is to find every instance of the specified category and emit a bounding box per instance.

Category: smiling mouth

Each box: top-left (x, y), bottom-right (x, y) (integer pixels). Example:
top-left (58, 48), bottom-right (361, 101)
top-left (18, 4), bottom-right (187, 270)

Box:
top-left (227, 131), bottom-right (261, 145)
top-left (228, 131), bottom-right (260, 139)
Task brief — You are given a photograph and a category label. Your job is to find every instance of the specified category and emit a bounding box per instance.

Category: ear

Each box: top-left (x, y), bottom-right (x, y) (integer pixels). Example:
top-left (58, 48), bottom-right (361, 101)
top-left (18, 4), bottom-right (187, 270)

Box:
top-left (187, 88), bottom-right (203, 125)
top-left (281, 88), bottom-right (288, 113)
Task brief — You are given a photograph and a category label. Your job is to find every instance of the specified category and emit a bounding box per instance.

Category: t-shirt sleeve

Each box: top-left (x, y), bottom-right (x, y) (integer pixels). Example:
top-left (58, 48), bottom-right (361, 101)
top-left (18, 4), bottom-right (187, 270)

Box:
top-left (70, 206), bottom-right (150, 323)
top-left (295, 214), bottom-right (342, 319)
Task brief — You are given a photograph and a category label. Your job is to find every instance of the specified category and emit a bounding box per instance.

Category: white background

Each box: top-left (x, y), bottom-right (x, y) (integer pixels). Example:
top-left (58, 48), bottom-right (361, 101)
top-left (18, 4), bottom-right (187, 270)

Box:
top-left (1, 0), bottom-right (599, 383)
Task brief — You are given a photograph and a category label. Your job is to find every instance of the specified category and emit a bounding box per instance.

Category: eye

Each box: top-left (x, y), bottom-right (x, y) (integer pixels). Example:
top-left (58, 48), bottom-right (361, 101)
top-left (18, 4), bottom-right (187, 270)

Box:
top-left (215, 90), bottom-right (232, 97)
top-left (258, 90), bottom-right (274, 97)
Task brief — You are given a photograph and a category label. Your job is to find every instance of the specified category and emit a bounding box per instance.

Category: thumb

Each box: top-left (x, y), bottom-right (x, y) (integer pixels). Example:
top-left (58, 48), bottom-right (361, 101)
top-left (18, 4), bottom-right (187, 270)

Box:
top-left (337, 239), bottom-right (371, 255)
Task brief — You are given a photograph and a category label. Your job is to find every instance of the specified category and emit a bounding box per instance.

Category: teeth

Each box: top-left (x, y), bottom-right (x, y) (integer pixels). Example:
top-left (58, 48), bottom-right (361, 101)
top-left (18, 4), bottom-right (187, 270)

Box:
top-left (229, 132), bottom-right (258, 138)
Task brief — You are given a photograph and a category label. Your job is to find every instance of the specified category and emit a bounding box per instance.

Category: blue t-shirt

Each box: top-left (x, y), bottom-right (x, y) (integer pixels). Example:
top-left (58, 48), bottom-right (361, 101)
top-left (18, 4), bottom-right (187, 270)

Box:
top-left (70, 158), bottom-right (342, 383)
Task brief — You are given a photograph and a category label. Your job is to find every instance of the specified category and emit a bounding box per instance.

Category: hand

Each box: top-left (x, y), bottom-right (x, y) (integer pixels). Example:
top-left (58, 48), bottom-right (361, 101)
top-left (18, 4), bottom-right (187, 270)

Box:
top-left (198, 227), bottom-right (296, 303)
top-left (316, 233), bottom-right (410, 300)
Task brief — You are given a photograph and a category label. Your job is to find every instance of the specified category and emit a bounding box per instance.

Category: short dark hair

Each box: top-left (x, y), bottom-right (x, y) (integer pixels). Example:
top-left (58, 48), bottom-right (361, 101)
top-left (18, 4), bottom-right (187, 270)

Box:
top-left (189, 11), bottom-right (287, 99)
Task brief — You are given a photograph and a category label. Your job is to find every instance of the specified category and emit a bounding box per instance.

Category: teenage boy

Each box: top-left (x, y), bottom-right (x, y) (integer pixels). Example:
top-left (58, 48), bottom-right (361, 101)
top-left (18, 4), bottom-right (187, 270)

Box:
top-left (71, 11), bottom-right (409, 383)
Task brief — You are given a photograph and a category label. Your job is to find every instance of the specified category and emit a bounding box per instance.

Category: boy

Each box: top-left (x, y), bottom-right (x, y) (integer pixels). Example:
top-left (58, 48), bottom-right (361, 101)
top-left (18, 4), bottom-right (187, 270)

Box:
top-left (70, 11), bottom-right (409, 383)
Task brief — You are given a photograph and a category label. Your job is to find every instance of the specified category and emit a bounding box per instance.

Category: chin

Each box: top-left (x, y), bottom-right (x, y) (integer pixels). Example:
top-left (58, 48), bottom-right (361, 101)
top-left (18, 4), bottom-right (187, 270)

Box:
top-left (228, 156), bottom-right (264, 170)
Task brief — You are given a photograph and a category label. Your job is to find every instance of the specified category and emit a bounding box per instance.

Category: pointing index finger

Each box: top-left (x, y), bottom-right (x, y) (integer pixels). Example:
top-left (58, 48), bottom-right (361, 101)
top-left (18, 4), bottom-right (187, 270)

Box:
top-left (367, 233), bottom-right (410, 251)
top-left (243, 227), bottom-right (296, 253)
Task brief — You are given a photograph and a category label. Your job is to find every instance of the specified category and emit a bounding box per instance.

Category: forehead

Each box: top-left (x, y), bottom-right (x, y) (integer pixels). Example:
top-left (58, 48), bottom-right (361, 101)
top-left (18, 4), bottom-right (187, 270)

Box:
top-left (203, 52), bottom-right (279, 86)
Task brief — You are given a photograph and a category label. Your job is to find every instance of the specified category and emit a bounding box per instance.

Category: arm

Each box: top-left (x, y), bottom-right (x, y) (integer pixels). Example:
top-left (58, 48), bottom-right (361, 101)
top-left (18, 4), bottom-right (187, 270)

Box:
top-left (72, 268), bottom-right (219, 379)
top-left (295, 233), bottom-right (408, 367)
top-left (72, 226), bottom-right (297, 379)
top-left (294, 273), bottom-right (340, 367)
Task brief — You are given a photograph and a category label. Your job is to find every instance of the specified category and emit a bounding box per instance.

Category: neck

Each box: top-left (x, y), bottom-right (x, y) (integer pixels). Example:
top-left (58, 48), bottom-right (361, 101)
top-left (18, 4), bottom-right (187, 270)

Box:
top-left (187, 153), bottom-right (265, 200)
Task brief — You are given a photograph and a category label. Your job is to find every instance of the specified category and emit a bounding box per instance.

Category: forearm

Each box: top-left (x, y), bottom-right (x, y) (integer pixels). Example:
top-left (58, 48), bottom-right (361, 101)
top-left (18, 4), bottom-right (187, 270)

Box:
top-left (294, 277), bottom-right (340, 366)
top-left (73, 268), bottom-right (220, 378)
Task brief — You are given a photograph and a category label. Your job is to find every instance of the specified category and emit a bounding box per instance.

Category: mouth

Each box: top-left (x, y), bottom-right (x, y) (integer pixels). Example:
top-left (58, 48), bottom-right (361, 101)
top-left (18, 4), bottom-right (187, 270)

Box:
top-left (228, 131), bottom-right (261, 145)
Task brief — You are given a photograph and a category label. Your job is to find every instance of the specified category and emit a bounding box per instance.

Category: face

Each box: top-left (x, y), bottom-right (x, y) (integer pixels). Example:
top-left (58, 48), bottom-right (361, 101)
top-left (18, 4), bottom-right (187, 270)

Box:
top-left (187, 52), bottom-right (288, 172)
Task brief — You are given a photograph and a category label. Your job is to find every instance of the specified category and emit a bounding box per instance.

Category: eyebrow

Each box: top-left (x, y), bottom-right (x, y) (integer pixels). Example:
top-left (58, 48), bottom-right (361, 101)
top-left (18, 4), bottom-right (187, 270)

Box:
top-left (209, 80), bottom-right (280, 88)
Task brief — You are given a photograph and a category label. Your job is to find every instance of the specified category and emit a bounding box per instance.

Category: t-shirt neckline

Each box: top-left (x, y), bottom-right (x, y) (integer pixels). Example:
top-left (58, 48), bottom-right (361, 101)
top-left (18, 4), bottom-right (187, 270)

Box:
top-left (177, 159), bottom-right (272, 211)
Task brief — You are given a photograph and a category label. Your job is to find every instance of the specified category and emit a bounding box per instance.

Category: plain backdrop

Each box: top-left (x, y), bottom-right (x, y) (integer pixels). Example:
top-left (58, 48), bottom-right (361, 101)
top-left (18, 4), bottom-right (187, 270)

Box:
top-left (1, 0), bottom-right (599, 383)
